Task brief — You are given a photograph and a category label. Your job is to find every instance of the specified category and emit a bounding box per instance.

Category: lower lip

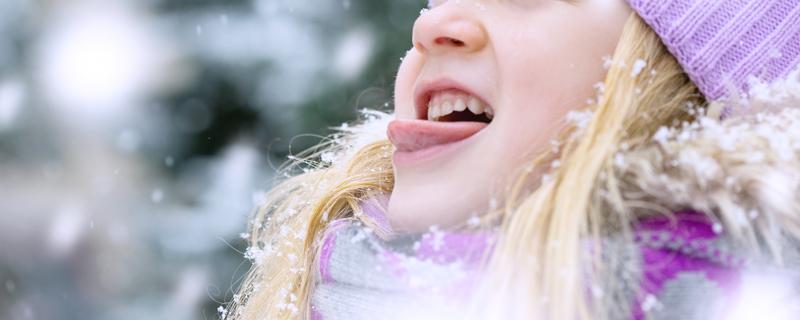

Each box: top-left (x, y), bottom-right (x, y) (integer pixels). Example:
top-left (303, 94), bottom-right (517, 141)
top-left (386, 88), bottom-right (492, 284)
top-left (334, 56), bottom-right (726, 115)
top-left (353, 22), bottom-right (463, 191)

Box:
top-left (392, 130), bottom-right (482, 167)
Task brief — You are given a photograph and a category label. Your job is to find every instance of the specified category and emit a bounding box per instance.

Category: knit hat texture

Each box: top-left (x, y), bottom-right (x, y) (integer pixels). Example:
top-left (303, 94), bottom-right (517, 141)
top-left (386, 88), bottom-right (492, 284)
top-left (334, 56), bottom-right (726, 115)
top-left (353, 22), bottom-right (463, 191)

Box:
top-left (627, 0), bottom-right (800, 101)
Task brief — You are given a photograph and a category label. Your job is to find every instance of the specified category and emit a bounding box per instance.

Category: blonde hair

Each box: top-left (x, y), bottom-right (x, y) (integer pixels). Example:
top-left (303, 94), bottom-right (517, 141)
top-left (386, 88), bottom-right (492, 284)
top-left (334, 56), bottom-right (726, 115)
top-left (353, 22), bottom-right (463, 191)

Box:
top-left (226, 14), bottom-right (707, 319)
top-left (476, 14), bottom-right (701, 319)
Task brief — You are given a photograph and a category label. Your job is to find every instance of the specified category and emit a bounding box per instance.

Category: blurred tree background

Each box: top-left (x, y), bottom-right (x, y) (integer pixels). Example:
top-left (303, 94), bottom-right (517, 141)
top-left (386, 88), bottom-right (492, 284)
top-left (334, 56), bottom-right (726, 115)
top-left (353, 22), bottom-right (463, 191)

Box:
top-left (0, 0), bottom-right (425, 319)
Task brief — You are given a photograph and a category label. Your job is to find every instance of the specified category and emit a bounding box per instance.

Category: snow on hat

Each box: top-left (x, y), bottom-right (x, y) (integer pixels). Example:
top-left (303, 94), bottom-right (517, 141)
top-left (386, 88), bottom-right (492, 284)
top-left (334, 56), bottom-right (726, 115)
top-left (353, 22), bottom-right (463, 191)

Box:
top-left (627, 0), bottom-right (800, 101)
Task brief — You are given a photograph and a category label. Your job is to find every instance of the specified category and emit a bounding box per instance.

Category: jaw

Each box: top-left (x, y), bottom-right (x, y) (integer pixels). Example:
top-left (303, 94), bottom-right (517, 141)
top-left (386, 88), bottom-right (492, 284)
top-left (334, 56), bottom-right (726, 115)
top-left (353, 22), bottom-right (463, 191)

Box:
top-left (387, 162), bottom-right (498, 233)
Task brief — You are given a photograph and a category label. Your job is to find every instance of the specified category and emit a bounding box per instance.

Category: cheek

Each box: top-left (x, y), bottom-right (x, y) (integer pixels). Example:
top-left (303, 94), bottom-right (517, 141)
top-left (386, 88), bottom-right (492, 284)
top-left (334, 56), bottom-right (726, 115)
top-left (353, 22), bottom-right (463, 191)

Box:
top-left (512, 46), bottom-right (603, 107)
top-left (393, 49), bottom-right (423, 120)
top-left (494, 36), bottom-right (610, 160)
top-left (498, 9), bottom-right (620, 108)
top-left (498, 106), bottom-right (564, 164)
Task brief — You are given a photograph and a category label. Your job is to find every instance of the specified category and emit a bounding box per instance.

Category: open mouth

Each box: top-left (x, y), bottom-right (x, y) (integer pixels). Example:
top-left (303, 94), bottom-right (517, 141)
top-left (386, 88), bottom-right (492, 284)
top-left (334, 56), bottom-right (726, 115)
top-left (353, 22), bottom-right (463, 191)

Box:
top-left (424, 89), bottom-right (494, 123)
top-left (388, 84), bottom-right (494, 163)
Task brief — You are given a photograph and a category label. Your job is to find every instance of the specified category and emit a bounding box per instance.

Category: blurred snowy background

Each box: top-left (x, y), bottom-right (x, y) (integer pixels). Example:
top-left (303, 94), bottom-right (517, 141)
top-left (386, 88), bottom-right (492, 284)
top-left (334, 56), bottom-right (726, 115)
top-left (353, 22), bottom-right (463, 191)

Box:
top-left (0, 0), bottom-right (422, 319)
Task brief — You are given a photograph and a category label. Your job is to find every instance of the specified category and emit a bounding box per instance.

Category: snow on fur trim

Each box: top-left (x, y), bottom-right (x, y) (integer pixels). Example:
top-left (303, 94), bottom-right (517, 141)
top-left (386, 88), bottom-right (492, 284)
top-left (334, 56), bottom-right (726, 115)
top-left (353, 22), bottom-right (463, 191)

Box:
top-left (616, 66), bottom-right (800, 260)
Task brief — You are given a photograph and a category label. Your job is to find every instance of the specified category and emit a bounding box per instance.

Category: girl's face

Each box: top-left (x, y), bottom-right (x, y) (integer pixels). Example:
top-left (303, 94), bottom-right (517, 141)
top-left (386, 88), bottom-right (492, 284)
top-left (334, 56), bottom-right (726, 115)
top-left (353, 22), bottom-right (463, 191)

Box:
top-left (388, 0), bottom-right (631, 231)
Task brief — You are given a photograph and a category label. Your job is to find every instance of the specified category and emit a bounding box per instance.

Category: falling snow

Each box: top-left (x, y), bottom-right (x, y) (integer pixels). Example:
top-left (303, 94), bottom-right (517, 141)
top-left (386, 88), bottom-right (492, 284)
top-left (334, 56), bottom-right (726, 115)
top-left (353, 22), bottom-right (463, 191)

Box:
top-left (150, 188), bottom-right (164, 203)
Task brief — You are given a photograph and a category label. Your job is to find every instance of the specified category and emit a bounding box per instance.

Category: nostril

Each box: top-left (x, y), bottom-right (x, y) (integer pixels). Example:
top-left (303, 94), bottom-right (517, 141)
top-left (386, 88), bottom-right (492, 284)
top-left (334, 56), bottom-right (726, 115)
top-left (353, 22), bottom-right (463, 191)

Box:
top-left (434, 37), bottom-right (465, 47)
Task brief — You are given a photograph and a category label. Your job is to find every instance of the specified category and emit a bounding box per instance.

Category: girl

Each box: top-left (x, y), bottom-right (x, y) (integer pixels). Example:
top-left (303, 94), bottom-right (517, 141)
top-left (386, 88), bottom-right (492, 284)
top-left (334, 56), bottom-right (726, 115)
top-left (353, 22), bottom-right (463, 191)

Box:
top-left (226, 0), bottom-right (800, 319)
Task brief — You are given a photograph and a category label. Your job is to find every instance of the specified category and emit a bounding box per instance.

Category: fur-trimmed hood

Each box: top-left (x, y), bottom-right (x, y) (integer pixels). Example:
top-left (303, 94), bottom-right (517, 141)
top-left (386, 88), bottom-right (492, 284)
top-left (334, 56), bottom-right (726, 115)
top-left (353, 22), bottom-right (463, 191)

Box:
top-left (615, 67), bottom-right (800, 260)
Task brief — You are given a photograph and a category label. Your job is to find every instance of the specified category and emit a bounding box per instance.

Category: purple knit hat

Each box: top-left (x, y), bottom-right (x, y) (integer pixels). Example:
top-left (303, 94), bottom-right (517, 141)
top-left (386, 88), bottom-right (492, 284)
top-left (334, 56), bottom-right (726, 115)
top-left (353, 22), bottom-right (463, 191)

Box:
top-left (627, 0), bottom-right (800, 101)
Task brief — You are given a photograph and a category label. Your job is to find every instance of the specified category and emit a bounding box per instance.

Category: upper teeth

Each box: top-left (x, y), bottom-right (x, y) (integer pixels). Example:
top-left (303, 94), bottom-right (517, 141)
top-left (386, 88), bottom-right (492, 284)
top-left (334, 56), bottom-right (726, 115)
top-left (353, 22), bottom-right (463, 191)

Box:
top-left (427, 90), bottom-right (494, 121)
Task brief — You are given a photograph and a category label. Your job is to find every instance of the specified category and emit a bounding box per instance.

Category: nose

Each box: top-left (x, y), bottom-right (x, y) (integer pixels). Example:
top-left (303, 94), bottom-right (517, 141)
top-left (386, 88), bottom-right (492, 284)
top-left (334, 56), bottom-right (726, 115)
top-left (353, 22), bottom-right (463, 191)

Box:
top-left (412, 5), bottom-right (488, 55)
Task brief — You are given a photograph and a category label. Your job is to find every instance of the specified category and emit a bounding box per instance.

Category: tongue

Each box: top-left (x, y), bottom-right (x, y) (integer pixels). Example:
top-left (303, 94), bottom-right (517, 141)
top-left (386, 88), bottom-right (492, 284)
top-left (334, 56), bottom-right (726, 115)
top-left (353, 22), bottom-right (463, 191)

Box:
top-left (387, 119), bottom-right (487, 152)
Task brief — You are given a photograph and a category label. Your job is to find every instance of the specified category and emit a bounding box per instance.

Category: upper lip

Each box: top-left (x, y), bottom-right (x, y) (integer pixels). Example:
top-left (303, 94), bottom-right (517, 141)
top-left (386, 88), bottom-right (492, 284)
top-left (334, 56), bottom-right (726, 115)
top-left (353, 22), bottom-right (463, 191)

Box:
top-left (414, 78), bottom-right (492, 120)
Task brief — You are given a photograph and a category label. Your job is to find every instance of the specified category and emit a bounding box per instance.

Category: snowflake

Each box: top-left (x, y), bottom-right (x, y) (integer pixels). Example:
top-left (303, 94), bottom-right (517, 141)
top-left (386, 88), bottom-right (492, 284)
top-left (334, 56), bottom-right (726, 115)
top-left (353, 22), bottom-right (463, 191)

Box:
top-left (602, 55), bottom-right (613, 69)
top-left (712, 223), bottom-right (724, 234)
top-left (614, 153), bottom-right (626, 168)
top-left (631, 59), bottom-right (647, 77)
top-left (653, 126), bottom-right (671, 144)
top-left (320, 152), bottom-right (337, 164)
top-left (641, 294), bottom-right (661, 312)
top-left (566, 109), bottom-right (594, 129)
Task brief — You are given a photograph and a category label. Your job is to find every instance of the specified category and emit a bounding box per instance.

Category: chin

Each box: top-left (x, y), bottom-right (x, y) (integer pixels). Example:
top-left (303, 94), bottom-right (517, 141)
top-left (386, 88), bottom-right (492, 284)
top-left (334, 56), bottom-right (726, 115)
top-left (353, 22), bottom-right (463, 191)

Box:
top-left (387, 180), bottom-right (486, 233)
